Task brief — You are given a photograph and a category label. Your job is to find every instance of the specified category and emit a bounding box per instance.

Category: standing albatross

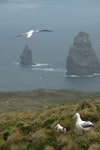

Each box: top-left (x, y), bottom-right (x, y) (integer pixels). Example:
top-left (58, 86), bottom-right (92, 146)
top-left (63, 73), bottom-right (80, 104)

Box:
top-left (14, 29), bottom-right (53, 39)
top-left (73, 113), bottom-right (94, 131)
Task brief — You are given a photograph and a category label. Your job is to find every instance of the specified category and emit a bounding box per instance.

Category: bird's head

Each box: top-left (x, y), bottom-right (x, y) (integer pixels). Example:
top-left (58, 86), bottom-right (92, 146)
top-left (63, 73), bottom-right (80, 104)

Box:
top-left (73, 113), bottom-right (80, 119)
top-left (57, 124), bottom-right (61, 127)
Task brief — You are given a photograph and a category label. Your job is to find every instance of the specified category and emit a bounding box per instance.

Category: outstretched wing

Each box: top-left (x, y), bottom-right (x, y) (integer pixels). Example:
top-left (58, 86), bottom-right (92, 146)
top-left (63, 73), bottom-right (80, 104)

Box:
top-left (12, 33), bottom-right (26, 39)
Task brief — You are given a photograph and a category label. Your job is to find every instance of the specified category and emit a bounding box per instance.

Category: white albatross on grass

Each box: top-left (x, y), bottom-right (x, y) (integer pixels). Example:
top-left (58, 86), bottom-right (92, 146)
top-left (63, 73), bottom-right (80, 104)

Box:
top-left (55, 124), bottom-right (66, 131)
top-left (73, 113), bottom-right (94, 131)
top-left (14, 29), bottom-right (53, 39)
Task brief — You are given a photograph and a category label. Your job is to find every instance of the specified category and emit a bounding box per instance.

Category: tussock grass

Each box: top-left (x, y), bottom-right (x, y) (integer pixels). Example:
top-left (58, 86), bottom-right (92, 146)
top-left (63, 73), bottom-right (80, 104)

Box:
top-left (44, 145), bottom-right (55, 150)
top-left (88, 144), bottom-right (100, 150)
top-left (0, 97), bottom-right (99, 150)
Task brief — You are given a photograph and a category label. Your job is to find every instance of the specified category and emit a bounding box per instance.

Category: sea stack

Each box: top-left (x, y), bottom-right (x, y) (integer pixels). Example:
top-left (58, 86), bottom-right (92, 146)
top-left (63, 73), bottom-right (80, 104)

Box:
top-left (20, 45), bottom-right (34, 66)
top-left (66, 31), bottom-right (100, 76)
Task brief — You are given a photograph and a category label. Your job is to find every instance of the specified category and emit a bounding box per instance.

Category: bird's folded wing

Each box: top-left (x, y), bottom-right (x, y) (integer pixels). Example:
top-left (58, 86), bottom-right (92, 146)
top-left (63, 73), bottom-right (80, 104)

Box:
top-left (81, 121), bottom-right (93, 128)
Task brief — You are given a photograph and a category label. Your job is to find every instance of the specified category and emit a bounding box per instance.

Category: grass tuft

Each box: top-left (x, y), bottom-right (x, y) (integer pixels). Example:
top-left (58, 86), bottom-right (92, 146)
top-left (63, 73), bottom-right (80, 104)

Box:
top-left (0, 90), bottom-right (100, 150)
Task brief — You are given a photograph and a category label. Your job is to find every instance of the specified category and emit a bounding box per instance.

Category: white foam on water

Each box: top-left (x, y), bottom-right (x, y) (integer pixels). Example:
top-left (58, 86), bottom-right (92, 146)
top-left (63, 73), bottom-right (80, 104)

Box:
top-left (33, 67), bottom-right (66, 72)
top-left (67, 73), bottom-right (100, 78)
top-left (12, 62), bottom-right (20, 65)
top-left (32, 63), bottom-right (48, 67)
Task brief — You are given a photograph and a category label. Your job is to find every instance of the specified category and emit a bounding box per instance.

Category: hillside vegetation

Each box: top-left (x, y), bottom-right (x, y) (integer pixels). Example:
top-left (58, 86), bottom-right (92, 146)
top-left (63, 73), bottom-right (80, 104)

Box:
top-left (0, 89), bottom-right (100, 150)
top-left (1, 89), bottom-right (100, 113)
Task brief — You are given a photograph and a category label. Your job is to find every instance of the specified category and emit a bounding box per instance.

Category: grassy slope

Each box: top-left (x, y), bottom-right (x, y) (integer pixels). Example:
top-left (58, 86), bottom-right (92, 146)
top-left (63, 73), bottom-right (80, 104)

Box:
top-left (0, 89), bottom-right (100, 150)
top-left (0, 89), bottom-right (100, 113)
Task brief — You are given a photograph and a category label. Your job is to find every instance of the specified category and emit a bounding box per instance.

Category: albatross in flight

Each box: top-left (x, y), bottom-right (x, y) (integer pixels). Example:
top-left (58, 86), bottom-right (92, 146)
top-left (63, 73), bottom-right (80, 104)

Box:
top-left (73, 113), bottom-right (94, 131)
top-left (14, 29), bottom-right (53, 39)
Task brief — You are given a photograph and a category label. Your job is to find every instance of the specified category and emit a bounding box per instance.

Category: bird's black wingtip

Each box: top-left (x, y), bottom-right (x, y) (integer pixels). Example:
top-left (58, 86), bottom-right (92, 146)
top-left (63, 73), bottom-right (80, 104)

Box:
top-left (40, 30), bottom-right (54, 32)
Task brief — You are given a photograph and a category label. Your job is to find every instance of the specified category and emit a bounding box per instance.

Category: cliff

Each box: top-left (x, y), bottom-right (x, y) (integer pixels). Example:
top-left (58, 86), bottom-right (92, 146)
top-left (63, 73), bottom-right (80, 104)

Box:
top-left (66, 31), bottom-right (100, 76)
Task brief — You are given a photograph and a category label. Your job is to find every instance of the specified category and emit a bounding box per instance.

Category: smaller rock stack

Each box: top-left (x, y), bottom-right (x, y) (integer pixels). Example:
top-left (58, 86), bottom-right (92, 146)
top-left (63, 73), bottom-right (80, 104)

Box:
top-left (66, 31), bottom-right (100, 76)
top-left (20, 45), bottom-right (34, 66)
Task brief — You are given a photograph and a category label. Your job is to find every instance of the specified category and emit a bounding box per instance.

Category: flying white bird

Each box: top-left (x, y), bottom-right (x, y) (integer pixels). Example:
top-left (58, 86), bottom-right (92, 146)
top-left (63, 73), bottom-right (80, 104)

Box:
top-left (73, 113), bottom-right (94, 131)
top-left (14, 29), bottom-right (53, 39)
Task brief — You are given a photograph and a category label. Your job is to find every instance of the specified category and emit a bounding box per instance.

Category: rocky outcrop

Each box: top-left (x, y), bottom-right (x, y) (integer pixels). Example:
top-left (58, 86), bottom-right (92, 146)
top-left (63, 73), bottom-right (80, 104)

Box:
top-left (66, 31), bottom-right (100, 76)
top-left (20, 45), bottom-right (34, 66)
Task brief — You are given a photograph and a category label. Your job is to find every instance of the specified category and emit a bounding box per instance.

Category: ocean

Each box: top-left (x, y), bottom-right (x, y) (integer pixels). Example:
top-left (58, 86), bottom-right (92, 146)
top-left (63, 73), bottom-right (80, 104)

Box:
top-left (0, 0), bottom-right (100, 91)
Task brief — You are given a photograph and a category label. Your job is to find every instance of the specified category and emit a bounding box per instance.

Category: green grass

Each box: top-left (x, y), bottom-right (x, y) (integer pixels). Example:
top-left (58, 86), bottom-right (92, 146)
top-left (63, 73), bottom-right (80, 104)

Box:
top-left (0, 89), bottom-right (100, 113)
top-left (0, 89), bottom-right (100, 149)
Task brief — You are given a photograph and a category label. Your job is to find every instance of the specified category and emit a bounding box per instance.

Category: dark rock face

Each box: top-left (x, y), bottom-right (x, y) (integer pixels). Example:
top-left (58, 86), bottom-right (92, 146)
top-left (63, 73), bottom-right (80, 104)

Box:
top-left (20, 45), bottom-right (34, 66)
top-left (66, 31), bottom-right (100, 76)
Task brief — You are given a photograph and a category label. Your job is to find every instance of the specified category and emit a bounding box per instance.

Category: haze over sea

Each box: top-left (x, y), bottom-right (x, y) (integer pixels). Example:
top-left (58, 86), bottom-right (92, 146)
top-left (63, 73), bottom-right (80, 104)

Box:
top-left (0, 0), bottom-right (100, 91)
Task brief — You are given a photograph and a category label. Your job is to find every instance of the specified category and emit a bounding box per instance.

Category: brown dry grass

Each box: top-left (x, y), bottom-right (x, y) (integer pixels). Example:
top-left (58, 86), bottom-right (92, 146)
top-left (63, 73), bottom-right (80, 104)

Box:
top-left (0, 89), bottom-right (100, 113)
top-left (0, 90), bottom-right (100, 150)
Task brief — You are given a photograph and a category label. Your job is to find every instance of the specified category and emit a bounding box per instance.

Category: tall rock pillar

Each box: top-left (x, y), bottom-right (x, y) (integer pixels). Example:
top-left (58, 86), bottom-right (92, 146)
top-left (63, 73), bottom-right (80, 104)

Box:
top-left (66, 31), bottom-right (100, 76)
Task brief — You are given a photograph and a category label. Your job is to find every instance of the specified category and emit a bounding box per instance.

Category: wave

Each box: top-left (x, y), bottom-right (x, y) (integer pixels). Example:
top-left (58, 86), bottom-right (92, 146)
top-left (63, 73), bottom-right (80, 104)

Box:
top-left (67, 73), bottom-right (100, 78)
top-left (32, 63), bottom-right (48, 67)
top-left (84, 73), bottom-right (100, 77)
top-left (67, 75), bottom-right (80, 78)
top-left (33, 67), bottom-right (66, 72)
top-left (12, 62), bottom-right (20, 65)
top-left (12, 62), bottom-right (48, 67)
top-left (12, 62), bottom-right (66, 73)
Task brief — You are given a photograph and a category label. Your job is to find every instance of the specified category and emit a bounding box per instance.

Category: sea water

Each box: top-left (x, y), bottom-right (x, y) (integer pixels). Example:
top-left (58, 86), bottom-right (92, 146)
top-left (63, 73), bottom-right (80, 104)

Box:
top-left (0, 0), bottom-right (100, 91)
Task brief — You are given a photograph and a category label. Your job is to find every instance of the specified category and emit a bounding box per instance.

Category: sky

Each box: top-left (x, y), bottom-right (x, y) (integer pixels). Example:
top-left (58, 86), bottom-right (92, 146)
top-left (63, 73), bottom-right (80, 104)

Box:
top-left (0, 0), bottom-right (100, 60)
